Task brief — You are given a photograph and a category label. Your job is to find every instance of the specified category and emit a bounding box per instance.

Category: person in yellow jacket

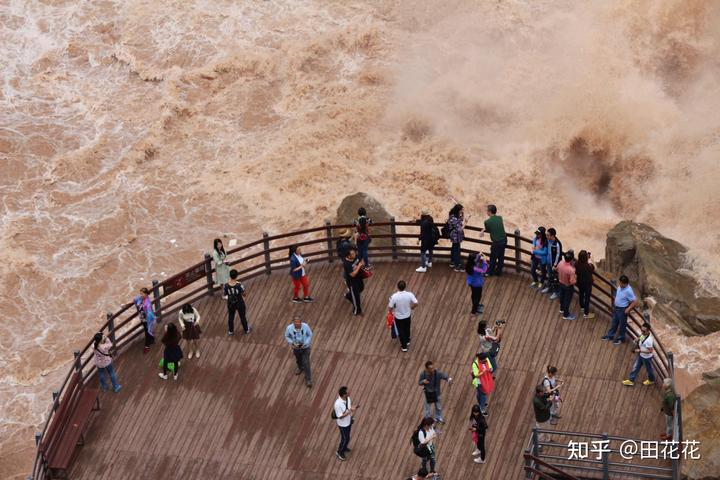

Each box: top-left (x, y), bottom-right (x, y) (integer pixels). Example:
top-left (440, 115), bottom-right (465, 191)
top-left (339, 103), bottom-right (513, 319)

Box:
top-left (472, 352), bottom-right (494, 415)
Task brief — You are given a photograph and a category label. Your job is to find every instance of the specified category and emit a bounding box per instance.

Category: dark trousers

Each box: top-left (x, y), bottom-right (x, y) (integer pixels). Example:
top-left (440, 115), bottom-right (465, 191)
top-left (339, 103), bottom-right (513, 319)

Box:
top-left (531, 257), bottom-right (547, 283)
top-left (293, 347), bottom-right (312, 383)
top-left (578, 283), bottom-right (592, 315)
top-left (420, 243), bottom-right (434, 267)
top-left (476, 433), bottom-right (486, 461)
top-left (548, 269), bottom-right (560, 292)
top-left (470, 285), bottom-right (483, 314)
top-left (607, 306), bottom-right (629, 342)
top-left (488, 239), bottom-right (507, 276)
top-left (421, 452), bottom-right (437, 472)
top-left (395, 316), bottom-right (411, 349)
top-left (143, 321), bottom-right (154, 347)
top-left (228, 301), bottom-right (248, 333)
top-left (451, 242), bottom-right (461, 267)
top-left (559, 284), bottom-right (574, 316)
top-left (337, 424), bottom-right (352, 454)
top-left (345, 281), bottom-right (363, 315)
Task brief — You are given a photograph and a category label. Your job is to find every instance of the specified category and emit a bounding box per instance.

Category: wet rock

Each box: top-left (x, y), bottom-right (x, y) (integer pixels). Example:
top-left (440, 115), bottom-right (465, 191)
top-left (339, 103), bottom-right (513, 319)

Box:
top-left (702, 368), bottom-right (720, 388)
top-left (603, 221), bottom-right (720, 335)
top-left (335, 192), bottom-right (393, 249)
top-left (682, 383), bottom-right (720, 480)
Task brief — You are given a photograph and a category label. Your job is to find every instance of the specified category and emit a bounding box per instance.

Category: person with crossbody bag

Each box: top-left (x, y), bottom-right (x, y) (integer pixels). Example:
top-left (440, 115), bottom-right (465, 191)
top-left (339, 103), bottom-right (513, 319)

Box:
top-left (332, 386), bottom-right (359, 461)
top-left (418, 361), bottom-right (452, 423)
top-left (93, 332), bottom-right (121, 393)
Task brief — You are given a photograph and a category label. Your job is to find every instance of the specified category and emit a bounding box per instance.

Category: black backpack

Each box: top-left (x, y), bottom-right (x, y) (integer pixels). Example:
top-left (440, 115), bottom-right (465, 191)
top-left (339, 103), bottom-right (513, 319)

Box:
top-left (227, 283), bottom-right (244, 305)
top-left (431, 225), bottom-right (441, 244)
top-left (411, 427), bottom-right (430, 457)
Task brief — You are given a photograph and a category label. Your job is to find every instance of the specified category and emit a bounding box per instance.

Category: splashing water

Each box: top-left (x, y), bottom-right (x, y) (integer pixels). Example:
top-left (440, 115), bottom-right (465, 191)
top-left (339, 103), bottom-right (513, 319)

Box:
top-left (2, 0), bottom-right (719, 476)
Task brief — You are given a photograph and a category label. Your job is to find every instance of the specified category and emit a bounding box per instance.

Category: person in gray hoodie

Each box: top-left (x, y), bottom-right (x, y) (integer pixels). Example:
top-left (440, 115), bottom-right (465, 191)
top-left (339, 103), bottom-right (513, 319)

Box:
top-left (418, 361), bottom-right (453, 423)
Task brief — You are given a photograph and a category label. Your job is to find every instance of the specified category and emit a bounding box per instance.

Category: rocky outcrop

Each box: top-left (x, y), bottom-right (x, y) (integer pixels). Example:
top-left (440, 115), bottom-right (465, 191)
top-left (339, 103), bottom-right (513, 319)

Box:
top-left (603, 221), bottom-right (720, 336)
top-left (682, 383), bottom-right (720, 480)
top-left (335, 192), bottom-right (393, 248)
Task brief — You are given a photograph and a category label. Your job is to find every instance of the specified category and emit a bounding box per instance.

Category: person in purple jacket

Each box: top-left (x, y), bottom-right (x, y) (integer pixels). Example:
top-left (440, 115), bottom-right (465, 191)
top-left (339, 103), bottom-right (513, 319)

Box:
top-left (448, 203), bottom-right (466, 271)
top-left (465, 252), bottom-right (489, 315)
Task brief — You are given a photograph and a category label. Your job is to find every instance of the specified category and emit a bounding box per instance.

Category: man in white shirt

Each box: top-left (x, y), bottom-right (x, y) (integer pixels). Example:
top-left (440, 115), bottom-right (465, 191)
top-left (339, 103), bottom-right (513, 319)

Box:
top-left (388, 280), bottom-right (419, 352)
top-left (622, 323), bottom-right (657, 386)
top-left (334, 386), bottom-right (359, 461)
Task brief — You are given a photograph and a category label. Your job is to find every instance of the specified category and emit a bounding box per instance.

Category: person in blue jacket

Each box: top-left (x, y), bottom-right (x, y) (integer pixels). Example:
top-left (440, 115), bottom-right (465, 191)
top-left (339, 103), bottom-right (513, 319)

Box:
top-left (289, 245), bottom-right (313, 303)
top-left (530, 227), bottom-right (549, 288)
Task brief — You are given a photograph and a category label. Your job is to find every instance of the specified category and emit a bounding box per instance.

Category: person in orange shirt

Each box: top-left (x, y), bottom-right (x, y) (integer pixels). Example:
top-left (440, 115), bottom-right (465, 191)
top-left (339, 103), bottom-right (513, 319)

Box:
top-left (557, 251), bottom-right (577, 320)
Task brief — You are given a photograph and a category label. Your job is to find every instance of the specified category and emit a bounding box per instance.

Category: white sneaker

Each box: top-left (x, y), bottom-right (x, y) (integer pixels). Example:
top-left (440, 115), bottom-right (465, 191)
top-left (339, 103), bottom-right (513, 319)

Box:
top-left (427, 262), bottom-right (432, 267)
top-left (195, 351), bottom-right (201, 358)
top-left (173, 374), bottom-right (178, 381)
top-left (474, 457), bottom-right (486, 464)
top-left (415, 266), bottom-right (427, 273)
top-left (549, 293), bottom-right (558, 300)
top-left (186, 351), bottom-right (193, 359)
top-left (541, 287), bottom-right (550, 294)
top-left (158, 373), bottom-right (168, 380)
top-left (472, 448), bottom-right (482, 456)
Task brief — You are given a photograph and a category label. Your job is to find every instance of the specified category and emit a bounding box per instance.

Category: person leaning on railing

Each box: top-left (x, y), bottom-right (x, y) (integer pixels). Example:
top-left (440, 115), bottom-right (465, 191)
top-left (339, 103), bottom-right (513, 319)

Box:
top-left (661, 378), bottom-right (676, 440)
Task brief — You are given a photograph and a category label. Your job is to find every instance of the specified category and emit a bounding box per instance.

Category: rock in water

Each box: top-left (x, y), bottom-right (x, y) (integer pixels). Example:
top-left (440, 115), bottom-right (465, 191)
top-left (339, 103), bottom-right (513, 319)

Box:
top-left (682, 384), bottom-right (720, 480)
top-left (335, 193), bottom-right (393, 249)
top-left (603, 221), bottom-right (720, 335)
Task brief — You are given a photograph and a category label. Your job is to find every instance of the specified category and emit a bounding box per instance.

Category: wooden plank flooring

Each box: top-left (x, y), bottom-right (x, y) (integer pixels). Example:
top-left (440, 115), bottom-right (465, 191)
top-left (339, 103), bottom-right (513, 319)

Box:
top-left (69, 260), bottom-right (667, 479)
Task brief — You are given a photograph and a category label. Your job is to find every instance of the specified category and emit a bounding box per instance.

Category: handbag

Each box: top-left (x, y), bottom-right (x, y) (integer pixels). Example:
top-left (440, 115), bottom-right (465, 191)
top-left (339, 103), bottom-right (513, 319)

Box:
top-left (361, 267), bottom-right (373, 279)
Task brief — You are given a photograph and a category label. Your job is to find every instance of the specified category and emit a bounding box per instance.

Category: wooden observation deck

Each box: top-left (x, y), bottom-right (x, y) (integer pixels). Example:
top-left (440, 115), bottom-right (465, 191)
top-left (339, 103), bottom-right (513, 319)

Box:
top-left (30, 222), bottom-right (680, 480)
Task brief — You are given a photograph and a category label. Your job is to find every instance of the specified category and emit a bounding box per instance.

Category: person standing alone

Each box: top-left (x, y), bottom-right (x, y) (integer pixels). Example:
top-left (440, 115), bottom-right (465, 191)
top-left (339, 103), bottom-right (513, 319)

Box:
top-left (465, 252), bottom-right (488, 315)
top-left (416, 209), bottom-right (439, 273)
top-left (622, 322), bottom-right (656, 386)
top-left (225, 269), bottom-right (251, 336)
top-left (289, 245), bottom-right (313, 303)
top-left (93, 333), bottom-right (121, 392)
top-left (557, 251), bottom-right (577, 320)
top-left (284, 315), bottom-right (313, 388)
top-left (334, 386), bottom-right (359, 461)
top-left (388, 280), bottom-right (418, 352)
top-left (418, 361), bottom-right (452, 423)
top-left (134, 287), bottom-right (156, 354)
top-left (483, 204), bottom-right (507, 277)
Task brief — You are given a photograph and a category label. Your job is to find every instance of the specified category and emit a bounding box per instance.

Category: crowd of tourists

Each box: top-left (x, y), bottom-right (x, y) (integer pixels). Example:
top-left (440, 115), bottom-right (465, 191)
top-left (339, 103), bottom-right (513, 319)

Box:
top-left (91, 203), bottom-right (676, 478)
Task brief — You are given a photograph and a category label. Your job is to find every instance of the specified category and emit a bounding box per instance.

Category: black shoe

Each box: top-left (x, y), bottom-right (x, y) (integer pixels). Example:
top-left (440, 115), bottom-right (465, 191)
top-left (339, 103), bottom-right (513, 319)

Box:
top-left (244, 327), bottom-right (252, 334)
top-left (303, 297), bottom-right (314, 303)
top-left (336, 452), bottom-right (346, 461)
top-left (344, 448), bottom-right (352, 453)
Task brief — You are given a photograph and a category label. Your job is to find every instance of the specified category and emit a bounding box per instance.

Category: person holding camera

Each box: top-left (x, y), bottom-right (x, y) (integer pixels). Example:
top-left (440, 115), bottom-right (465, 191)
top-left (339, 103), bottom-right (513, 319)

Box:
top-left (478, 319), bottom-right (506, 372)
top-left (532, 385), bottom-right (553, 443)
top-left (465, 252), bottom-right (489, 315)
top-left (622, 322), bottom-right (656, 386)
top-left (333, 386), bottom-right (359, 461)
top-left (418, 361), bottom-right (452, 423)
top-left (284, 315), bottom-right (313, 388)
top-left (542, 365), bottom-right (563, 425)
top-left (93, 332), bottom-right (121, 393)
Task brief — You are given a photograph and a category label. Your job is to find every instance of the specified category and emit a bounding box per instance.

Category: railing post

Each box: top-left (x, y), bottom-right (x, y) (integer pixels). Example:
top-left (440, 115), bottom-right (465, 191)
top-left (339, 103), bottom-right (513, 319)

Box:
top-left (390, 216), bottom-right (398, 260)
top-left (73, 351), bottom-right (81, 376)
top-left (106, 312), bottom-right (116, 345)
top-left (514, 229), bottom-right (521, 273)
top-left (263, 232), bottom-right (271, 275)
top-left (151, 279), bottom-right (162, 322)
top-left (523, 447), bottom-right (533, 478)
top-left (35, 431), bottom-right (41, 446)
top-left (602, 432), bottom-right (609, 480)
top-left (325, 221), bottom-right (334, 263)
top-left (532, 427), bottom-right (539, 457)
top-left (52, 390), bottom-right (59, 411)
top-left (204, 253), bottom-right (214, 295)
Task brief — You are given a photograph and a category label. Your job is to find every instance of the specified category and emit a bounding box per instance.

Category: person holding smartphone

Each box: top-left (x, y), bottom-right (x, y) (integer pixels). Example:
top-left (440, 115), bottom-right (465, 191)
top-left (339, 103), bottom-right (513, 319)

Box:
top-left (542, 365), bottom-right (563, 425)
top-left (575, 250), bottom-right (595, 319)
top-left (334, 386), bottom-right (359, 461)
top-left (284, 315), bottom-right (313, 388)
top-left (93, 332), bottom-right (121, 392)
top-left (289, 245), bottom-right (313, 303)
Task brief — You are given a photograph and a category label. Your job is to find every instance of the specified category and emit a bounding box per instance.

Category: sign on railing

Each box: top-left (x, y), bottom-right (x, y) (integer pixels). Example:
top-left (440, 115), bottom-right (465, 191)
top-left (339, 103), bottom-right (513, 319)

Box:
top-left (163, 264), bottom-right (207, 296)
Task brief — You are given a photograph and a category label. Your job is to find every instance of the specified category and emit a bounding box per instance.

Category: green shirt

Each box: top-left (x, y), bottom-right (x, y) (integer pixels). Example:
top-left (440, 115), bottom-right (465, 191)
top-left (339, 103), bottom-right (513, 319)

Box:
top-left (484, 215), bottom-right (507, 242)
top-left (662, 389), bottom-right (676, 416)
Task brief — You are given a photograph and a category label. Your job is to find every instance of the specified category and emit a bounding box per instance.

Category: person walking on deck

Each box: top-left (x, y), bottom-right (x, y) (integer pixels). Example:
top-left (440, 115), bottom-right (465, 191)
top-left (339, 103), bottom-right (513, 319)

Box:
top-left (285, 315), bottom-right (313, 388)
top-left (93, 333), bottom-right (121, 393)
top-left (602, 275), bottom-right (637, 345)
top-left (178, 303), bottom-right (202, 359)
top-left (419, 361), bottom-right (452, 423)
top-left (388, 280), bottom-right (418, 352)
top-left (484, 204), bottom-right (507, 277)
top-left (575, 250), bottom-right (595, 319)
top-left (447, 204), bottom-right (466, 271)
top-left (225, 269), bottom-right (251, 336)
top-left (354, 207), bottom-right (373, 268)
top-left (289, 245), bottom-right (313, 303)
top-left (416, 209), bottom-right (439, 273)
top-left (134, 287), bottom-right (156, 354)
top-left (343, 248), bottom-right (365, 316)
top-left (478, 319), bottom-right (505, 372)
top-left (542, 228), bottom-right (563, 299)
top-left (660, 378), bottom-right (677, 440)
top-left (469, 404), bottom-right (488, 463)
top-left (557, 251), bottom-right (577, 320)
top-left (465, 252), bottom-right (488, 315)
top-left (472, 352), bottom-right (494, 415)
top-left (533, 385), bottom-right (553, 443)
top-left (212, 238), bottom-right (230, 287)
top-left (530, 227), bottom-right (549, 288)
top-left (622, 322), bottom-right (656, 386)
top-left (542, 365), bottom-right (564, 425)
top-left (158, 323), bottom-right (183, 381)
top-left (334, 386), bottom-right (358, 461)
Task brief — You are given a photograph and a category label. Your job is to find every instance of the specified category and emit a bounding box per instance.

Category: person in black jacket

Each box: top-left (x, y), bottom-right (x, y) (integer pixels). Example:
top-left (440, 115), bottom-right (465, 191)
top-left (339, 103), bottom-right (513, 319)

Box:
top-left (343, 248), bottom-right (365, 316)
top-left (416, 209), bottom-right (438, 273)
top-left (469, 404), bottom-right (489, 463)
top-left (532, 385), bottom-right (553, 443)
top-left (543, 228), bottom-right (563, 299)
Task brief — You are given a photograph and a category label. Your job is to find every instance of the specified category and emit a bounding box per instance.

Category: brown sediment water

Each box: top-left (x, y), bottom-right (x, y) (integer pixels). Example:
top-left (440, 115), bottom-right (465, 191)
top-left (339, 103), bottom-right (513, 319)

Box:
top-left (1, 1), bottom-right (720, 477)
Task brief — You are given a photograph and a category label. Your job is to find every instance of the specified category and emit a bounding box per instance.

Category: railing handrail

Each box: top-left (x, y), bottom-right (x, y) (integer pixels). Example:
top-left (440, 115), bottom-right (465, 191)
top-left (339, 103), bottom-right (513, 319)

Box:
top-left (30, 220), bottom-right (676, 479)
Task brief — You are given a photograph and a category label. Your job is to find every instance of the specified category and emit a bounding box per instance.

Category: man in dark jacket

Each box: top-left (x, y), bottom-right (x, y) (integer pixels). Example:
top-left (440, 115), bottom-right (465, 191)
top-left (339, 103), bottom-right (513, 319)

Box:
top-left (543, 228), bottom-right (563, 299)
top-left (416, 209), bottom-right (438, 272)
top-left (532, 385), bottom-right (553, 442)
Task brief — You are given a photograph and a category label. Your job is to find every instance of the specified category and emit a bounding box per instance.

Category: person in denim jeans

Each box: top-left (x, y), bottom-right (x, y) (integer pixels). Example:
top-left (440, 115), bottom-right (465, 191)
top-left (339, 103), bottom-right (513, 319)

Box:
top-left (622, 323), bottom-right (656, 386)
top-left (448, 204), bottom-right (465, 271)
top-left (418, 361), bottom-right (452, 423)
top-left (354, 207), bottom-right (372, 268)
top-left (602, 275), bottom-right (637, 345)
top-left (93, 333), bottom-right (121, 393)
top-left (530, 227), bottom-right (548, 288)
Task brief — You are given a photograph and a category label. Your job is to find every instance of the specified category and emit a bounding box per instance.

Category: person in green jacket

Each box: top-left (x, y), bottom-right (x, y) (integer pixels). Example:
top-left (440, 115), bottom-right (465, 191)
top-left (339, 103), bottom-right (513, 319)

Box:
top-left (484, 205), bottom-right (507, 277)
top-left (661, 378), bottom-right (676, 440)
